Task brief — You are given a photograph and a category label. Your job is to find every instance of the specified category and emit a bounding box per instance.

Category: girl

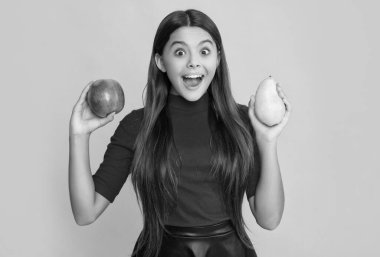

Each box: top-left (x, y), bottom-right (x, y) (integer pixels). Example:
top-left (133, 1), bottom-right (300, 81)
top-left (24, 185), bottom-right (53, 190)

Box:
top-left (69, 9), bottom-right (291, 257)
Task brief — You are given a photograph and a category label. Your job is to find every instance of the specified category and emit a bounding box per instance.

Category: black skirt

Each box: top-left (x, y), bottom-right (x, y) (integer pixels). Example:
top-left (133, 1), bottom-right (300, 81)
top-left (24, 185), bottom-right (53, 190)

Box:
top-left (132, 219), bottom-right (257, 257)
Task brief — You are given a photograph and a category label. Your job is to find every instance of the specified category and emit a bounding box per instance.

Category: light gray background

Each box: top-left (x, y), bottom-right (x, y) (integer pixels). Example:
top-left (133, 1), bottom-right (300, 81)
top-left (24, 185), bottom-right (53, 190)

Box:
top-left (0, 0), bottom-right (379, 256)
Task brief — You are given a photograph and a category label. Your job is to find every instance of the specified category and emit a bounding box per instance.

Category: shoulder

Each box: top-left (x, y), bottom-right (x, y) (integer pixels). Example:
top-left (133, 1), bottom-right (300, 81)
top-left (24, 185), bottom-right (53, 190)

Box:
top-left (119, 107), bottom-right (144, 130)
top-left (237, 103), bottom-right (248, 113)
top-left (236, 102), bottom-right (256, 136)
top-left (236, 103), bottom-right (250, 123)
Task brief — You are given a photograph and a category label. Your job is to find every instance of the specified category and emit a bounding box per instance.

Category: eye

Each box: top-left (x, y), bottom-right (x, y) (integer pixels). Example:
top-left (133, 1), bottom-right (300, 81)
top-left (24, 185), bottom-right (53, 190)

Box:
top-left (175, 49), bottom-right (186, 56)
top-left (201, 48), bottom-right (210, 55)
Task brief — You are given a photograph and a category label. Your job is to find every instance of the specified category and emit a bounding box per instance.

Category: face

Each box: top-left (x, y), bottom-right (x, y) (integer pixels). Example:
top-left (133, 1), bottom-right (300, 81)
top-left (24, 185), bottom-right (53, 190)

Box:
top-left (155, 26), bottom-right (220, 102)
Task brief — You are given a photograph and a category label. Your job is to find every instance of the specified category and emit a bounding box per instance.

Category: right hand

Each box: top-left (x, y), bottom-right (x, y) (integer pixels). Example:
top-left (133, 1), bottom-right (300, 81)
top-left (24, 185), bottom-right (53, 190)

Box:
top-left (69, 81), bottom-right (116, 136)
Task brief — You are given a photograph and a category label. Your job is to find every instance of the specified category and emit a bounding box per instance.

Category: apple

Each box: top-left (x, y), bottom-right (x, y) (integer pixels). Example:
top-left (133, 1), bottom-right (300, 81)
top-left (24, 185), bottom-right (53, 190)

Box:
top-left (86, 79), bottom-right (125, 118)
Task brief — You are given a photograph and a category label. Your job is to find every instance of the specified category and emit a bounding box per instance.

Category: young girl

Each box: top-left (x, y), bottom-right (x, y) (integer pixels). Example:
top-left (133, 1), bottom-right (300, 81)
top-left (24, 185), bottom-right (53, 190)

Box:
top-left (69, 9), bottom-right (291, 257)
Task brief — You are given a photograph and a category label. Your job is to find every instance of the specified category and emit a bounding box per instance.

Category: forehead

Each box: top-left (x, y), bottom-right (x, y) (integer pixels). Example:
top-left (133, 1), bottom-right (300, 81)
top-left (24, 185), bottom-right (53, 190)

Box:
top-left (166, 26), bottom-right (215, 47)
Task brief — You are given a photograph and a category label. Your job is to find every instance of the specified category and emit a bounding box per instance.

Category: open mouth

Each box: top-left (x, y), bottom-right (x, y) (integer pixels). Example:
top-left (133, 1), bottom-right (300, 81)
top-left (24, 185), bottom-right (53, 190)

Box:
top-left (182, 74), bottom-right (204, 88)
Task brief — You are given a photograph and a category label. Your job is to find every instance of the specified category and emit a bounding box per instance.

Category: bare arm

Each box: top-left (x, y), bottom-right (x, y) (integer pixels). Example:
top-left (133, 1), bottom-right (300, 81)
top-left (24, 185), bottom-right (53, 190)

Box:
top-left (247, 83), bottom-right (291, 230)
top-left (68, 82), bottom-right (115, 225)
top-left (69, 134), bottom-right (110, 225)
top-left (69, 133), bottom-right (96, 225)
top-left (248, 140), bottom-right (284, 230)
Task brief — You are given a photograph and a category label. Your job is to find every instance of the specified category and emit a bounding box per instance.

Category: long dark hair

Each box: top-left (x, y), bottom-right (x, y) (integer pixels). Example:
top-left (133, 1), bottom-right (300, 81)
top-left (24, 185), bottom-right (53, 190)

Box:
top-left (130, 9), bottom-right (258, 257)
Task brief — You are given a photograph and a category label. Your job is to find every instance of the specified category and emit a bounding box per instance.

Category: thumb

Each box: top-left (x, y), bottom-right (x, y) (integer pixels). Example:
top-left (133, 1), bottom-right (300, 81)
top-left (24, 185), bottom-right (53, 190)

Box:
top-left (249, 94), bottom-right (255, 107)
top-left (99, 112), bottom-right (116, 127)
top-left (248, 95), bottom-right (262, 127)
top-left (107, 112), bottom-right (116, 121)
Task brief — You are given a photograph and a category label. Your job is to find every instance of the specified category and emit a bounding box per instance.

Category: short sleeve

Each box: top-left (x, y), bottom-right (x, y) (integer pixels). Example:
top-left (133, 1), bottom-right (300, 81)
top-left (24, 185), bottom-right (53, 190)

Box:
top-left (92, 109), bottom-right (142, 203)
top-left (237, 104), bottom-right (261, 200)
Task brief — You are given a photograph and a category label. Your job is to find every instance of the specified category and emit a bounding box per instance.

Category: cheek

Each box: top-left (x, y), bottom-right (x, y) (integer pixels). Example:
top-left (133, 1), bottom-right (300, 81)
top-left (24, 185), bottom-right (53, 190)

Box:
top-left (205, 59), bottom-right (219, 74)
top-left (165, 60), bottom-right (182, 76)
top-left (204, 61), bottom-right (219, 83)
top-left (164, 63), bottom-right (183, 86)
top-left (207, 54), bottom-right (219, 67)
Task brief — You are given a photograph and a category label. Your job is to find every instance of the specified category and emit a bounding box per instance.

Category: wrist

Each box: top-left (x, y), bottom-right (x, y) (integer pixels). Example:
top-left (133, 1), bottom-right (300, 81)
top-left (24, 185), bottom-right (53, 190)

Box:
top-left (69, 132), bottom-right (91, 140)
top-left (256, 137), bottom-right (278, 151)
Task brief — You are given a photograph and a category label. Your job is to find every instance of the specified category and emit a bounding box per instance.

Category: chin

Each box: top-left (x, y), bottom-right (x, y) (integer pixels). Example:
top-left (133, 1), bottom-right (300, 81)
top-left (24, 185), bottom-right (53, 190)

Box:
top-left (181, 88), bottom-right (208, 101)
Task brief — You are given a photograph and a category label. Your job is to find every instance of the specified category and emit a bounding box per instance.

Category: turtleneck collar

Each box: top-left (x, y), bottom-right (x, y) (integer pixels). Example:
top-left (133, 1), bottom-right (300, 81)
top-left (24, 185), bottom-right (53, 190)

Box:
top-left (167, 91), bottom-right (210, 113)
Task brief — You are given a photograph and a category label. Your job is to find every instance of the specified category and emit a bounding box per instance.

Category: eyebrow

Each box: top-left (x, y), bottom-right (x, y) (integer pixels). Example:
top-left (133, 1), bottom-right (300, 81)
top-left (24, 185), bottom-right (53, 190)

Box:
top-left (169, 39), bottom-right (214, 48)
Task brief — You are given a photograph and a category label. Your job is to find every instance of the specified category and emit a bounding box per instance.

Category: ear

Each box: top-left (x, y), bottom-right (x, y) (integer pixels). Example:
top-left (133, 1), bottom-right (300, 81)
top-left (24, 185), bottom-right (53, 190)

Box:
top-left (216, 50), bottom-right (221, 67)
top-left (155, 53), bottom-right (166, 72)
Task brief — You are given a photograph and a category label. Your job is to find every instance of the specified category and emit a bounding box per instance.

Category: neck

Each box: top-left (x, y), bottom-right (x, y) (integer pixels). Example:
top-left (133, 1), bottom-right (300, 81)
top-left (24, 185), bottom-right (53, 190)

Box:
top-left (167, 92), bottom-right (210, 114)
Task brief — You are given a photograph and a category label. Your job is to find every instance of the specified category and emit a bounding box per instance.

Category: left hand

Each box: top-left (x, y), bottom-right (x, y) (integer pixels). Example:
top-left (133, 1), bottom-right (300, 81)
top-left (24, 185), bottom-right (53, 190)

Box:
top-left (248, 83), bottom-right (292, 144)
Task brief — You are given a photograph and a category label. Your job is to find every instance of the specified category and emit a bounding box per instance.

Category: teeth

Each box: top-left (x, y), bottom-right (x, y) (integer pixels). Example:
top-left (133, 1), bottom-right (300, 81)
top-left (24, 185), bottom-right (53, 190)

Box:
top-left (184, 75), bottom-right (202, 79)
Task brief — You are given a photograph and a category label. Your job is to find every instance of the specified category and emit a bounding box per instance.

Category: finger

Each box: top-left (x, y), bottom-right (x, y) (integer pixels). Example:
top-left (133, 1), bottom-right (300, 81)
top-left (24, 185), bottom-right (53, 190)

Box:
top-left (275, 101), bottom-right (291, 129)
top-left (248, 95), bottom-right (267, 128)
top-left (281, 90), bottom-right (288, 101)
top-left (249, 94), bottom-right (255, 106)
top-left (248, 101), bottom-right (261, 127)
top-left (282, 97), bottom-right (292, 113)
top-left (76, 81), bottom-right (94, 105)
top-left (277, 99), bottom-right (291, 128)
top-left (73, 81), bottom-right (94, 114)
top-left (248, 95), bottom-right (256, 118)
top-left (278, 90), bottom-right (284, 99)
top-left (276, 83), bottom-right (286, 99)
top-left (280, 106), bottom-right (291, 127)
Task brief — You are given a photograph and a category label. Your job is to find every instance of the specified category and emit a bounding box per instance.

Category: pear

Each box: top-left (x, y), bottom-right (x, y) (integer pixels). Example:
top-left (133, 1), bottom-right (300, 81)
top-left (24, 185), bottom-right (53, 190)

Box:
top-left (254, 76), bottom-right (285, 126)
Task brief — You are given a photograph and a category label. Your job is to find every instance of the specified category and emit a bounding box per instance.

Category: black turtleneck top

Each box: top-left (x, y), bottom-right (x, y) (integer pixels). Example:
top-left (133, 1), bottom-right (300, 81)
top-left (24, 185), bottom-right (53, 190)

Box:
top-left (92, 91), bottom-right (260, 226)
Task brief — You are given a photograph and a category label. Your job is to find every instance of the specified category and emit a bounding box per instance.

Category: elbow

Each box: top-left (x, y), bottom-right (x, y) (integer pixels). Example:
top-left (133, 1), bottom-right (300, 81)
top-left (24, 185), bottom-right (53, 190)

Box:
top-left (259, 221), bottom-right (280, 231)
top-left (74, 214), bottom-right (96, 226)
top-left (70, 204), bottom-right (97, 226)
top-left (76, 219), bottom-right (94, 226)
top-left (257, 214), bottom-right (282, 231)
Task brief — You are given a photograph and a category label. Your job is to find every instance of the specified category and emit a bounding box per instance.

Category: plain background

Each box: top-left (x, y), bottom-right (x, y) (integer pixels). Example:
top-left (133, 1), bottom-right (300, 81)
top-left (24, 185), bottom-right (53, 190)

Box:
top-left (0, 0), bottom-right (379, 256)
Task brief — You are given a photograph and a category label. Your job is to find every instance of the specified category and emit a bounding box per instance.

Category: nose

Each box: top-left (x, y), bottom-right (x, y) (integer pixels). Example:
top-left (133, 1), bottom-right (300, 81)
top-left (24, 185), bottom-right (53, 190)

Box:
top-left (187, 53), bottom-right (201, 68)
